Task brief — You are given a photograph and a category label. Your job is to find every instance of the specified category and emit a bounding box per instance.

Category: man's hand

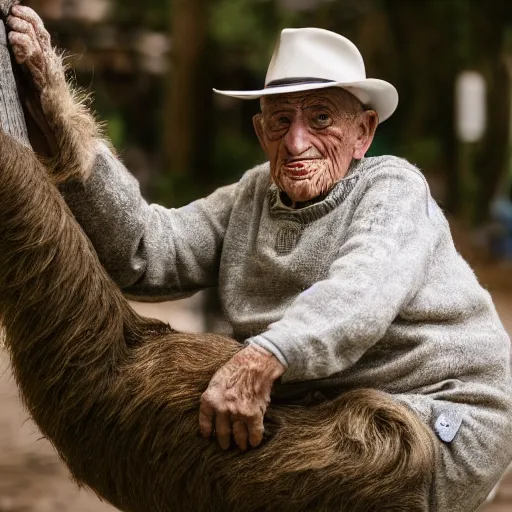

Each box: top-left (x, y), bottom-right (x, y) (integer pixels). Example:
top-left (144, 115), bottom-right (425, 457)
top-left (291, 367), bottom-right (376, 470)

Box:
top-left (199, 344), bottom-right (285, 451)
top-left (7, 5), bottom-right (61, 92)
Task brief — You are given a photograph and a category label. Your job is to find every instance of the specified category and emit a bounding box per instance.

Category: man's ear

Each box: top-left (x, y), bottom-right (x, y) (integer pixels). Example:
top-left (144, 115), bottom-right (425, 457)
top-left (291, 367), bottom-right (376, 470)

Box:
top-left (352, 110), bottom-right (378, 159)
top-left (253, 113), bottom-right (269, 157)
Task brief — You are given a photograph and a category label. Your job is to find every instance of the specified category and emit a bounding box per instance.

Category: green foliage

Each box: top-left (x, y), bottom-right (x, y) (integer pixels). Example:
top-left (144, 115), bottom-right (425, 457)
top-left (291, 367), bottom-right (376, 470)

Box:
top-left (212, 127), bottom-right (265, 183)
top-left (397, 137), bottom-right (443, 171)
top-left (105, 111), bottom-right (126, 149)
top-left (150, 172), bottom-right (203, 208)
top-left (210, 0), bottom-right (300, 73)
top-left (111, 0), bottom-right (169, 30)
top-left (212, 0), bottom-right (269, 47)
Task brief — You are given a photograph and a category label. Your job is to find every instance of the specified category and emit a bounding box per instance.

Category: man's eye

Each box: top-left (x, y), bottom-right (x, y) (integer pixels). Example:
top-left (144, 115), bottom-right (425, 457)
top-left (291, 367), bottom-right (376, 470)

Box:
top-left (311, 112), bottom-right (332, 128)
top-left (316, 113), bottom-right (331, 123)
top-left (267, 116), bottom-right (290, 132)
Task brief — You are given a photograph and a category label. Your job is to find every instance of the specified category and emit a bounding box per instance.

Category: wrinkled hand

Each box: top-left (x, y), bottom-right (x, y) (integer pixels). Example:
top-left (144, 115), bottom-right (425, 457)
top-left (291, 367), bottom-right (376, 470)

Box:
top-left (7, 5), bottom-right (61, 91)
top-left (199, 344), bottom-right (285, 451)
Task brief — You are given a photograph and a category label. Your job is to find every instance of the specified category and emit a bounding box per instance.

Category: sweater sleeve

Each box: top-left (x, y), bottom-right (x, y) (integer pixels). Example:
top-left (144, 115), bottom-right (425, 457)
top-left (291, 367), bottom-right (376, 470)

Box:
top-left (248, 166), bottom-right (440, 382)
top-left (60, 142), bottom-right (237, 300)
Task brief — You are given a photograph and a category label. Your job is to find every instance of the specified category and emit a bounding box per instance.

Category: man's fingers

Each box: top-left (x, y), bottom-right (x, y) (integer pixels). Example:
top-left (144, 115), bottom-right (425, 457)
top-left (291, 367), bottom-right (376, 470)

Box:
top-left (247, 413), bottom-right (265, 448)
top-left (232, 419), bottom-right (249, 452)
top-left (215, 412), bottom-right (231, 451)
top-left (198, 398), bottom-right (215, 438)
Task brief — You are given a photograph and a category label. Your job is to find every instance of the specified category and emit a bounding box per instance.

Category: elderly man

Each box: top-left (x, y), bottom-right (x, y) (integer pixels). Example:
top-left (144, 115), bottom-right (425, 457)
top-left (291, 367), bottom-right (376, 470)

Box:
top-left (7, 6), bottom-right (512, 511)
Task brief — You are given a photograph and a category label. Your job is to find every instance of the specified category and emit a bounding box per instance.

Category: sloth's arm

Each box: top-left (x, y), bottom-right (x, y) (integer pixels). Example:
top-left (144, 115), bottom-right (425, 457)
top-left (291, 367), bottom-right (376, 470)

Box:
top-left (7, 5), bottom-right (236, 297)
top-left (7, 4), bottom-right (101, 183)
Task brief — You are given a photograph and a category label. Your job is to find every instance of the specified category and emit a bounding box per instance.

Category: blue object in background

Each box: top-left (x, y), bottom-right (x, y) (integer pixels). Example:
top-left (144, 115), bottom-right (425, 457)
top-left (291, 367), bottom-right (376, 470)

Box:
top-left (489, 197), bottom-right (512, 259)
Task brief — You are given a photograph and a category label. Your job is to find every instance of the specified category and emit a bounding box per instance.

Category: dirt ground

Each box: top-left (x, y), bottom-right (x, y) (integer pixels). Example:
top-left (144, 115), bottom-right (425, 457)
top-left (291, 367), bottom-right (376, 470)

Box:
top-left (0, 269), bottom-right (511, 511)
top-left (0, 354), bottom-right (116, 512)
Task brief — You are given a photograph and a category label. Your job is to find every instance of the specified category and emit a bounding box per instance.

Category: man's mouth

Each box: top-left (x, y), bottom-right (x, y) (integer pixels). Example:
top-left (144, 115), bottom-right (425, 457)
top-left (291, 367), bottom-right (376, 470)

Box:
top-left (283, 159), bottom-right (319, 178)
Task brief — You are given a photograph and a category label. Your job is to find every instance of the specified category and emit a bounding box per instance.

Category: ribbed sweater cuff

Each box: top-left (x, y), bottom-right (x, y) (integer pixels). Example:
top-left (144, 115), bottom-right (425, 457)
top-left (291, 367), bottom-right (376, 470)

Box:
top-left (246, 335), bottom-right (290, 370)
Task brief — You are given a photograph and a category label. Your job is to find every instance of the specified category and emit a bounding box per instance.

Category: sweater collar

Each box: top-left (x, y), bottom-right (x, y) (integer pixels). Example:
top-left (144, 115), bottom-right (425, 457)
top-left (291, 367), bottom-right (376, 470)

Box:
top-left (268, 158), bottom-right (362, 223)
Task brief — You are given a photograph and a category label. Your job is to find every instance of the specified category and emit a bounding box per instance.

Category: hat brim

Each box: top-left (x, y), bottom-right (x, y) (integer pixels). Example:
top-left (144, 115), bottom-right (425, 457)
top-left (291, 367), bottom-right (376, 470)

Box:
top-left (213, 79), bottom-right (398, 123)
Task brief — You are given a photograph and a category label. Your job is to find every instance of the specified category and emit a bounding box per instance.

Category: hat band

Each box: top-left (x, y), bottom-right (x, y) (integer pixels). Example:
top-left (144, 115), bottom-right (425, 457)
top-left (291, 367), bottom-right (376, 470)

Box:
top-left (265, 77), bottom-right (335, 88)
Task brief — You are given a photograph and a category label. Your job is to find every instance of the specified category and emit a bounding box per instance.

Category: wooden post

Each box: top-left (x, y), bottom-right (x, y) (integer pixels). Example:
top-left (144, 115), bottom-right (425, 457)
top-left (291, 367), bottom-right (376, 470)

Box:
top-left (0, 0), bottom-right (29, 348)
top-left (0, 0), bottom-right (30, 146)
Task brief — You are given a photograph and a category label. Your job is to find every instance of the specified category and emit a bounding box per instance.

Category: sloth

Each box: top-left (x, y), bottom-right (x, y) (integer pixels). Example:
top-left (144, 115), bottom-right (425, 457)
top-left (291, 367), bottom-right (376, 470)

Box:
top-left (0, 126), bottom-right (435, 512)
top-left (0, 4), bottom-right (439, 512)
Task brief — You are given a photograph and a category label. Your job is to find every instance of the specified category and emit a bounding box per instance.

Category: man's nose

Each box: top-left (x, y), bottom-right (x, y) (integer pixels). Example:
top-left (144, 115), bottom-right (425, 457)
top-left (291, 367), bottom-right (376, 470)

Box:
top-left (283, 119), bottom-right (312, 156)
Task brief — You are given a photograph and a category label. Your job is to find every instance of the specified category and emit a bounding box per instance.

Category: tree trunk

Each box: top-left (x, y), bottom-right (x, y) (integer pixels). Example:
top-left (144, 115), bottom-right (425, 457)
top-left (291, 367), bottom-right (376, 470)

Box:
top-left (0, 16), bottom-right (29, 145)
top-left (166, 0), bottom-right (211, 182)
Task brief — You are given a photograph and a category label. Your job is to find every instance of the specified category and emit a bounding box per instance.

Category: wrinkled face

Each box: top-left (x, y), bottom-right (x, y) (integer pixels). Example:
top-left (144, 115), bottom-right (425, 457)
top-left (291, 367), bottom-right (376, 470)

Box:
top-left (254, 88), bottom-right (378, 203)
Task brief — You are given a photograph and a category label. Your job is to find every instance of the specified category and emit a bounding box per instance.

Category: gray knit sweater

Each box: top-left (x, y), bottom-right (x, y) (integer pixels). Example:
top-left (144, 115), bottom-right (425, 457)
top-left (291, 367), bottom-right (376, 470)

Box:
top-left (62, 144), bottom-right (512, 512)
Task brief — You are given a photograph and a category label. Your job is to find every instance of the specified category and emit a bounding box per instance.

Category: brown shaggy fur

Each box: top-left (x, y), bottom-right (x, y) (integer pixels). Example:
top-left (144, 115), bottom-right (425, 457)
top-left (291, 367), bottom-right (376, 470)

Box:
top-left (10, 40), bottom-right (102, 183)
top-left (0, 130), bottom-right (439, 511)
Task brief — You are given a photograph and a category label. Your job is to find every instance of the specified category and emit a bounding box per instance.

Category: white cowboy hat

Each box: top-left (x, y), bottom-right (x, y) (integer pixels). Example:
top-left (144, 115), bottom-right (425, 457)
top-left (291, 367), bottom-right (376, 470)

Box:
top-left (214, 27), bottom-right (398, 123)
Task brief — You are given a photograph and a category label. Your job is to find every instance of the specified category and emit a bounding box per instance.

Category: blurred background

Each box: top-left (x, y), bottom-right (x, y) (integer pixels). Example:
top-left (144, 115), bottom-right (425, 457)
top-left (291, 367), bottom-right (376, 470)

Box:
top-left (1, 0), bottom-right (512, 510)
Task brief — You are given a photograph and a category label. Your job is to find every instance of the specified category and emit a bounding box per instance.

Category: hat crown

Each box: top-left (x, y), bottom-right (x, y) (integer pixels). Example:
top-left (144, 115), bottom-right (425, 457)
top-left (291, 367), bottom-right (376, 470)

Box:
top-left (213, 27), bottom-right (399, 123)
top-left (265, 28), bottom-right (366, 86)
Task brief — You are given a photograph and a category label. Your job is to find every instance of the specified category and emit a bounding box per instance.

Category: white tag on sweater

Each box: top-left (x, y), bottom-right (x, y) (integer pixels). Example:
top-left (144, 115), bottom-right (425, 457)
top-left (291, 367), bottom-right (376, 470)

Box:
top-left (434, 412), bottom-right (463, 443)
